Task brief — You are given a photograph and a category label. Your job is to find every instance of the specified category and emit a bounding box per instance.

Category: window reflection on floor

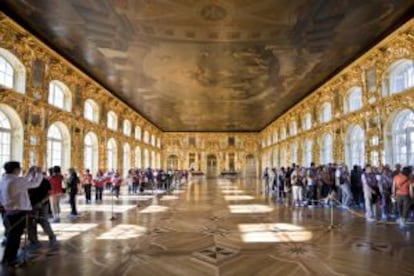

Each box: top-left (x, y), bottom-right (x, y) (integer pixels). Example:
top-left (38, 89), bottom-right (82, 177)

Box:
top-left (38, 223), bottom-right (98, 241)
top-left (238, 223), bottom-right (312, 243)
top-left (228, 204), bottom-right (273, 214)
top-left (139, 205), bottom-right (169, 213)
top-left (97, 224), bottom-right (147, 240)
top-left (60, 204), bottom-right (137, 213)
top-left (224, 195), bottom-right (255, 201)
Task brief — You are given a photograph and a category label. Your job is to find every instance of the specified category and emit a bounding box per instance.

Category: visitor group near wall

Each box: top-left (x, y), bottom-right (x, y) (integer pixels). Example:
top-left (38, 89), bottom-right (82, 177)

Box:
top-left (262, 162), bottom-right (414, 228)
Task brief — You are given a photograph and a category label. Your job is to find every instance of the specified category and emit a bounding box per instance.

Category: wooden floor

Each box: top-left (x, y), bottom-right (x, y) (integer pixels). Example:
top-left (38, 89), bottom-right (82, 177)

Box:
top-left (1, 178), bottom-right (413, 276)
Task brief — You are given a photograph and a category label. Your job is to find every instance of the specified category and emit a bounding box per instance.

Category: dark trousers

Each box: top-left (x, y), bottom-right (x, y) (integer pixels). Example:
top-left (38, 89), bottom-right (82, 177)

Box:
top-left (2, 212), bottom-right (27, 264)
top-left (69, 192), bottom-right (78, 215)
top-left (397, 195), bottom-right (411, 220)
top-left (307, 185), bottom-right (317, 205)
top-left (28, 204), bottom-right (55, 243)
top-left (84, 184), bottom-right (92, 202)
top-left (112, 186), bottom-right (120, 198)
top-left (95, 187), bottom-right (103, 201)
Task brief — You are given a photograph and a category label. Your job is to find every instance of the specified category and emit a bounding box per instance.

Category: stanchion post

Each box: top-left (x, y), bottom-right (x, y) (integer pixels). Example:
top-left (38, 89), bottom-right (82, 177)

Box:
top-left (109, 192), bottom-right (116, 221)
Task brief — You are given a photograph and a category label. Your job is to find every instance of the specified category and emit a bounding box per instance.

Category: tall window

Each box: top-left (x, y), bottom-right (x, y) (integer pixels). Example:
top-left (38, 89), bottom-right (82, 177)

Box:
top-left (0, 105), bottom-right (23, 166)
top-left (84, 132), bottom-right (99, 173)
top-left (107, 111), bottom-right (118, 131)
top-left (135, 126), bottom-right (142, 140)
top-left (144, 131), bottom-right (150, 144)
top-left (47, 123), bottom-right (70, 170)
top-left (151, 151), bottom-right (156, 168)
top-left (84, 99), bottom-right (99, 123)
top-left (273, 148), bottom-right (279, 168)
top-left (0, 56), bottom-right (13, 89)
top-left (144, 149), bottom-right (150, 168)
top-left (280, 127), bottom-right (286, 140)
top-left (386, 109), bottom-right (414, 165)
top-left (157, 138), bottom-right (161, 148)
top-left (290, 120), bottom-right (298, 136)
top-left (107, 138), bottom-right (117, 170)
top-left (386, 59), bottom-right (414, 95)
top-left (0, 48), bottom-right (26, 93)
top-left (273, 131), bottom-right (278, 143)
top-left (280, 148), bottom-right (287, 167)
top-left (0, 110), bottom-right (12, 166)
top-left (48, 81), bottom-right (72, 111)
top-left (345, 87), bottom-right (363, 113)
top-left (123, 120), bottom-right (131, 136)
top-left (320, 103), bottom-right (332, 123)
top-left (123, 143), bottom-right (131, 177)
top-left (320, 134), bottom-right (333, 165)
top-left (303, 113), bottom-right (312, 131)
top-left (290, 143), bottom-right (298, 165)
top-left (346, 125), bottom-right (365, 167)
top-left (135, 147), bottom-right (141, 168)
top-left (303, 139), bottom-right (312, 167)
top-left (151, 135), bottom-right (156, 146)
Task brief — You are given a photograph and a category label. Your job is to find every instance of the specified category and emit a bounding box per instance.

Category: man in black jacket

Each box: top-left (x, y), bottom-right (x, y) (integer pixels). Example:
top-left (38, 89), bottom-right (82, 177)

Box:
top-left (67, 168), bottom-right (80, 218)
top-left (28, 173), bottom-right (57, 249)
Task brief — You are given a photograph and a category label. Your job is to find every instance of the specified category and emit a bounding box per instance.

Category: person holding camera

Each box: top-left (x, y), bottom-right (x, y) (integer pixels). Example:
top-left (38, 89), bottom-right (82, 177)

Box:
top-left (0, 162), bottom-right (43, 267)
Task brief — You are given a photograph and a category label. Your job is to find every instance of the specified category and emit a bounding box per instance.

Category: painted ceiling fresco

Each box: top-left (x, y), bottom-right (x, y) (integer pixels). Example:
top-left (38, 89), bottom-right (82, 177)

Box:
top-left (2, 0), bottom-right (414, 131)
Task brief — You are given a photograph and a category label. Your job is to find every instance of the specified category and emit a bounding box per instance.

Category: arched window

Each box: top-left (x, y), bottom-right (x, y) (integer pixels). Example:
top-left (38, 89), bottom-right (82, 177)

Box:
top-left (320, 133), bottom-right (333, 165)
top-left (144, 149), bottom-right (150, 168)
top-left (84, 132), bottom-right (99, 173)
top-left (151, 151), bottom-right (156, 168)
top-left (385, 109), bottom-right (414, 165)
top-left (157, 138), bottom-right (161, 148)
top-left (107, 111), bottom-right (118, 131)
top-left (84, 99), bottom-right (99, 123)
top-left (135, 146), bottom-right (142, 169)
top-left (107, 138), bottom-right (118, 170)
top-left (47, 122), bottom-right (70, 171)
top-left (384, 59), bottom-right (414, 95)
top-left (290, 143), bottom-right (298, 165)
top-left (345, 125), bottom-right (365, 167)
top-left (303, 139), bottom-right (312, 167)
top-left (143, 131), bottom-right (150, 144)
top-left (345, 87), bottom-right (363, 113)
top-left (290, 120), bottom-right (298, 136)
top-left (0, 105), bottom-right (23, 166)
top-left (303, 113), bottom-right (312, 131)
top-left (123, 143), bottom-right (131, 177)
top-left (123, 120), bottom-right (131, 136)
top-left (135, 126), bottom-right (142, 140)
top-left (48, 81), bottom-right (72, 111)
top-left (0, 48), bottom-right (26, 93)
top-left (320, 103), bottom-right (332, 123)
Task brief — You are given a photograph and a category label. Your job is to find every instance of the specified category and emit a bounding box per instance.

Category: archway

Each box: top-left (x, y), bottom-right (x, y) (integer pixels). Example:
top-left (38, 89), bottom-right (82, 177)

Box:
top-left (206, 154), bottom-right (217, 178)
top-left (167, 154), bottom-right (179, 170)
top-left (245, 154), bottom-right (257, 178)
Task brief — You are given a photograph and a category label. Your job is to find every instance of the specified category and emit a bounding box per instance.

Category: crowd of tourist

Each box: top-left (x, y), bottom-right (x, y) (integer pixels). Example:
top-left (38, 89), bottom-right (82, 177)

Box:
top-left (263, 162), bottom-right (414, 227)
top-left (0, 160), bottom-right (189, 268)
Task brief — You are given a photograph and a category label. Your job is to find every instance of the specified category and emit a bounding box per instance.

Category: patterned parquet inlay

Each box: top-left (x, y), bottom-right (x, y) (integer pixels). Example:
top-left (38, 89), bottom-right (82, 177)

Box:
top-left (1, 178), bottom-right (413, 275)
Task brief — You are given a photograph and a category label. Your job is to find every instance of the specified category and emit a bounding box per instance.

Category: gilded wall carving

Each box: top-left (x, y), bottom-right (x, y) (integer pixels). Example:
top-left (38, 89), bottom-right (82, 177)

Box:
top-left (0, 14), bottom-right (161, 172)
top-left (261, 19), bottom-right (414, 168)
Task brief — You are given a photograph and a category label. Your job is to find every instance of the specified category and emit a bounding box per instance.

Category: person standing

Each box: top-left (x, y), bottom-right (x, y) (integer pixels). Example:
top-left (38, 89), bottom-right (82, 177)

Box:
top-left (339, 166), bottom-right (352, 208)
top-left (49, 166), bottom-right (64, 223)
top-left (306, 163), bottom-right (317, 207)
top-left (351, 165), bottom-right (363, 208)
top-left (67, 168), bottom-right (80, 218)
top-left (362, 165), bottom-right (380, 222)
top-left (0, 162), bottom-right (43, 267)
top-left (380, 165), bottom-right (394, 220)
top-left (112, 171), bottom-right (122, 198)
top-left (28, 172), bottom-right (57, 249)
top-left (291, 166), bottom-right (303, 207)
top-left (94, 170), bottom-right (105, 202)
top-left (82, 169), bottom-right (93, 204)
top-left (393, 166), bottom-right (413, 228)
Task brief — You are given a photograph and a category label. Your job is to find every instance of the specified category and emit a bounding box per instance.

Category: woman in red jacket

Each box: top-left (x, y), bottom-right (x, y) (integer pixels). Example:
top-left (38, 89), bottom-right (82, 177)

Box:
top-left (49, 166), bottom-right (63, 222)
top-left (93, 170), bottom-right (106, 202)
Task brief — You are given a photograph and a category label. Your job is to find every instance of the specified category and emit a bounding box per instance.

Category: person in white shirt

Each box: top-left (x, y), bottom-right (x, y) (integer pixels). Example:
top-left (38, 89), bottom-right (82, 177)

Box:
top-left (0, 162), bottom-right (43, 267)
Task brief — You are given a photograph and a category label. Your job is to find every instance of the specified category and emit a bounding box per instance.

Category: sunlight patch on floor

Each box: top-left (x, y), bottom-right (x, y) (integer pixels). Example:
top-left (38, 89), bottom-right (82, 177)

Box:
top-left (97, 224), bottom-right (147, 240)
top-left (228, 204), bottom-right (273, 214)
top-left (238, 223), bottom-right (313, 243)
